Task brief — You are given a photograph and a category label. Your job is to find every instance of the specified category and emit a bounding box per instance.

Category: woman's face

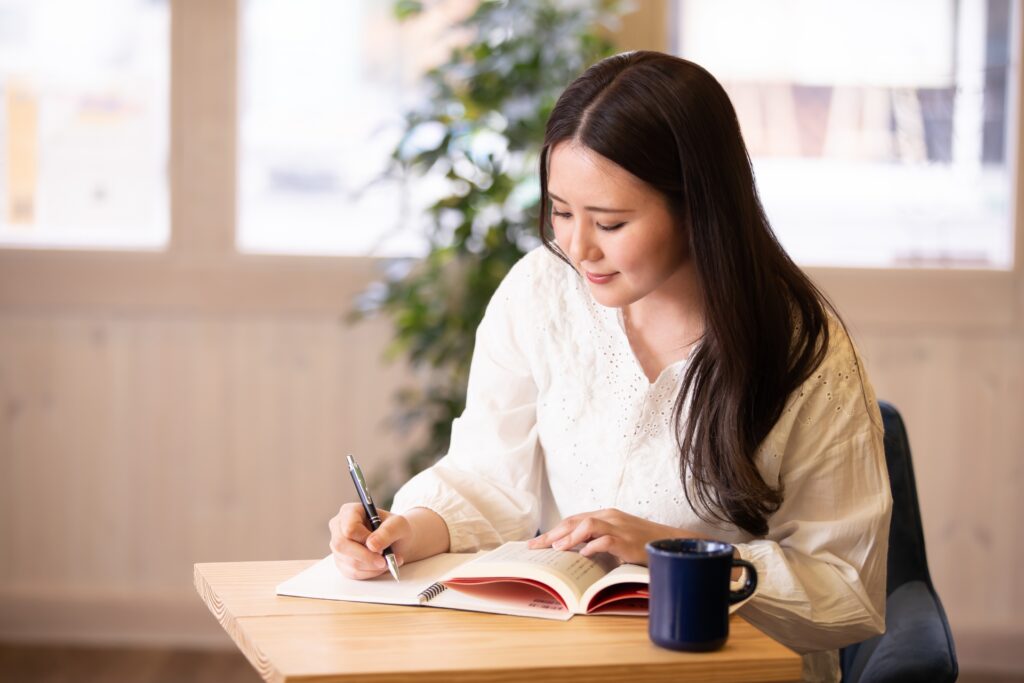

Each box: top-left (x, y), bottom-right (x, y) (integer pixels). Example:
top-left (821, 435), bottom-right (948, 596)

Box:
top-left (548, 142), bottom-right (689, 309)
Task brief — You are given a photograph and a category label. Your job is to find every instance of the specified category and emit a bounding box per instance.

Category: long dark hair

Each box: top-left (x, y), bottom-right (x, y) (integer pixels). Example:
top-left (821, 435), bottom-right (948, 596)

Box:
top-left (539, 51), bottom-right (834, 537)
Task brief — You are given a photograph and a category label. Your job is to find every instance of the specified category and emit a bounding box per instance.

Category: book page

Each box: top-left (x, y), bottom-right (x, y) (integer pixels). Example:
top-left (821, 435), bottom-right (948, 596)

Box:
top-left (275, 553), bottom-right (478, 605)
top-left (428, 579), bottom-right (574, 621)
top-left (580, 563), bottom-right (649, 615)
top-left (443, 542), bottom-right (619, 611)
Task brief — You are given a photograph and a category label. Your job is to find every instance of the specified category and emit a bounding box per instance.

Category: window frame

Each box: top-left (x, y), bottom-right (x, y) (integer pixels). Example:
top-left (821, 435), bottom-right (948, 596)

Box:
top-left (0, 0), bottom-right (1020, 331)
top-left (0, 0), bottom-right (374, 315)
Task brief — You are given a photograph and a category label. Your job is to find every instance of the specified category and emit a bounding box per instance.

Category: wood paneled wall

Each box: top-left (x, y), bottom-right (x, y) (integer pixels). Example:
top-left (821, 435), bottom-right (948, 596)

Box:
top-left (0, 313), bottom-right (416, 645)
top-left (853, 328), bottom-right (1024, 671)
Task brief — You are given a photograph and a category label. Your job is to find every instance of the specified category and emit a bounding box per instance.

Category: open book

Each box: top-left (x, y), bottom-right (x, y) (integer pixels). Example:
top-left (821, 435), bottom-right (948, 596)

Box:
top-left (276, 541), bottom-right (651, 621)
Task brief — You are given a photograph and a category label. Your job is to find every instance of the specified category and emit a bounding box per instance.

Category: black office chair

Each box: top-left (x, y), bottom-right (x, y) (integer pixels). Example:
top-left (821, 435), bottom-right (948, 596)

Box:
top-left (840, 401), bottom-right (958, 683)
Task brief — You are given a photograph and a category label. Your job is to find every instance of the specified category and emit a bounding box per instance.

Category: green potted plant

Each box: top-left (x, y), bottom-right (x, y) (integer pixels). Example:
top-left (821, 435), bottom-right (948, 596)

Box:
top-left (354, 0), bottom-right (626, 499)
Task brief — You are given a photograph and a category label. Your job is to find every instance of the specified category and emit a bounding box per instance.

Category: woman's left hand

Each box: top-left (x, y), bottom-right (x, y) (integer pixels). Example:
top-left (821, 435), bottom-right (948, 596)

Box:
top-left (527, 508), bottom-right (710, 565)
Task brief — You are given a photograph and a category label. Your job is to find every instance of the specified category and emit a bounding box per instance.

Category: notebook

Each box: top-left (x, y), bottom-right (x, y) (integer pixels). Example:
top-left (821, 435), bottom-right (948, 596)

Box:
top-left (275, 541), bottom-right (652, 621)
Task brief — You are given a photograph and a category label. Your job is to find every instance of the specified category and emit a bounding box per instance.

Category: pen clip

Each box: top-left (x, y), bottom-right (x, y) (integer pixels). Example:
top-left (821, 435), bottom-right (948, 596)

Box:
top-left (346, 454), bottom-right (374, 507)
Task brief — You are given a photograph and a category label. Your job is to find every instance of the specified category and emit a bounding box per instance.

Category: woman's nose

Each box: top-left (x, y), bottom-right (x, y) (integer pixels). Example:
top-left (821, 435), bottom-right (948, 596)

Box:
top-left (568, 222), bottom-right (600, 264)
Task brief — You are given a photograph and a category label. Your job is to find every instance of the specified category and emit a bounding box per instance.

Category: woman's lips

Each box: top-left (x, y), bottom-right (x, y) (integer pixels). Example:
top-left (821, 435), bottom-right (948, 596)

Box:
top-left (585, 271), bottom-right (617, 284)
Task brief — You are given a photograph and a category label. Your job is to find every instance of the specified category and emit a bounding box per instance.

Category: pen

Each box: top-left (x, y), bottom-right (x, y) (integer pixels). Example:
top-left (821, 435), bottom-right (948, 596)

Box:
top-left (346, 454), bottom-right (400, 581)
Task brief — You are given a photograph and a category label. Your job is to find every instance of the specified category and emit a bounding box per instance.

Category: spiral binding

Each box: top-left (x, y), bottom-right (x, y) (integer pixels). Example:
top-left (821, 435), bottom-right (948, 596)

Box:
top-left (417, 582), bottom-right (448, 604)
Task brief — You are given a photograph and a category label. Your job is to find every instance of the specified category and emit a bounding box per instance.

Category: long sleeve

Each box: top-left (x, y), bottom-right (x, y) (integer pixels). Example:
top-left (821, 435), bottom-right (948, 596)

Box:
top-left (390, 258), bottom-right (544, 553)
top-left (734, 335), bottom-right (892, 656)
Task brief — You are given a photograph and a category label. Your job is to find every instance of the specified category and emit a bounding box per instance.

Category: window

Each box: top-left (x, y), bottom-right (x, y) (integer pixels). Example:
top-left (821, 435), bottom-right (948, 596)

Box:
top-left (674, 0), bottom-right (1015, 269)
top-left (237, 0), bottom-right (468, 257)
top-left (0, 0), bottom-right (1019, 329)
top-left (0, 0), bottom-right (170, 250)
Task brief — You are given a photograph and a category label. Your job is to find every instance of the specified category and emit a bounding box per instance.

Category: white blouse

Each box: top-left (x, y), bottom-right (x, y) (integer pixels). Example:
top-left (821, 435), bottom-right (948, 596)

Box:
top-left (391, 247), bottom-right (891, 682)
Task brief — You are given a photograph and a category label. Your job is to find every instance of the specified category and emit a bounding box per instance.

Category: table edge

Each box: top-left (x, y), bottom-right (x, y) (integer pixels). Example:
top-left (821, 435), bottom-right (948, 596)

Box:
top-left (193, 563), bottom-right (286, 683)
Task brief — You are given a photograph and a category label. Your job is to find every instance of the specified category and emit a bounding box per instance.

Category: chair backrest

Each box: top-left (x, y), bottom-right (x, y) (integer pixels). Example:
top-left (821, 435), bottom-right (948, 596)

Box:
top-left (840, 401), bottom-right (958, 682)
top-left (877, 400), bottom-right (933, 593)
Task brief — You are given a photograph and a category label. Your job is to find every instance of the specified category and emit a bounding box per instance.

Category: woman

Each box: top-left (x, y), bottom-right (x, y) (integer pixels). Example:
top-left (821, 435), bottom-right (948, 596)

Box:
top-left (329, 51), bottom-right (891, 682)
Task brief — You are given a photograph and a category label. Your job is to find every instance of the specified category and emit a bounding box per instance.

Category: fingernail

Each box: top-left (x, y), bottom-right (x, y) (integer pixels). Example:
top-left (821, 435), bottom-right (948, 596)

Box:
top-left (376, 557), bottom-right (386, 569)
top-left (553, 539), bottom-right (567, 549)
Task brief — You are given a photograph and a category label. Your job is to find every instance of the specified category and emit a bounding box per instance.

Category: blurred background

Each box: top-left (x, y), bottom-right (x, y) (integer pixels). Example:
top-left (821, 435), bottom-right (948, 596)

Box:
top-left (0, 0), bottom-right (1021, 680)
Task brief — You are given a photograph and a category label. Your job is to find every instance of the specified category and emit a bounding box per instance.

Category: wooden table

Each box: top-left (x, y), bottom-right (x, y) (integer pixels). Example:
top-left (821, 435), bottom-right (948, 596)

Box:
top-left (194, 560), bottom-right (802, 683)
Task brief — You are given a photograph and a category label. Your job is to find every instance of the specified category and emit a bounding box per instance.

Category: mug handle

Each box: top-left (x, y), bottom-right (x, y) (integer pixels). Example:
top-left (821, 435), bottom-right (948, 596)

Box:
top-left (729, 559), bottom-right (758, 604)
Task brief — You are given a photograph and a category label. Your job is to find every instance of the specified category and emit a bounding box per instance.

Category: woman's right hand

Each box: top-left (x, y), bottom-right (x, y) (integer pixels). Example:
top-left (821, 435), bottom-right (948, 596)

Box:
top-left (328, 503), bottom-right (412, 580)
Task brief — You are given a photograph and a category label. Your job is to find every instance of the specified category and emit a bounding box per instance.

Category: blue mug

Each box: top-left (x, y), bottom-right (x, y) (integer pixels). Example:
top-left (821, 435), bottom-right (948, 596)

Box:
top-left (646, 538), bottom-right (757, 652)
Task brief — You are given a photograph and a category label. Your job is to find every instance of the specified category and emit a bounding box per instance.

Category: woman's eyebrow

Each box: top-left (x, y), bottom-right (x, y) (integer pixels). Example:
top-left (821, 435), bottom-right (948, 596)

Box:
top-left (548, 191), bottom-right (635, 214)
